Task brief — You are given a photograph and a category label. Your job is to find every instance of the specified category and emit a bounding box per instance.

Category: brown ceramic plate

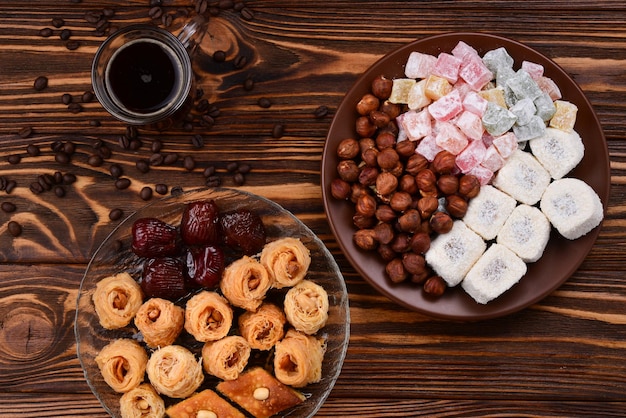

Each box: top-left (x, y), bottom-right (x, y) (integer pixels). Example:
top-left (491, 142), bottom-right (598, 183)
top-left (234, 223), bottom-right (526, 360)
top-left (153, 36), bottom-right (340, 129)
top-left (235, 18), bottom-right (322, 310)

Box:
top-left (321, 32), bottom-right (610, 321)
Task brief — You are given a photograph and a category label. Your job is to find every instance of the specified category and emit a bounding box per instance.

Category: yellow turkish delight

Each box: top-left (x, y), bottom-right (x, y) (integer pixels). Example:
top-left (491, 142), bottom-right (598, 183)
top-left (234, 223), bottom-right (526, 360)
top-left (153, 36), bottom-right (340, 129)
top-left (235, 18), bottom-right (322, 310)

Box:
top-left (549, 100), bottom-right (578, 132)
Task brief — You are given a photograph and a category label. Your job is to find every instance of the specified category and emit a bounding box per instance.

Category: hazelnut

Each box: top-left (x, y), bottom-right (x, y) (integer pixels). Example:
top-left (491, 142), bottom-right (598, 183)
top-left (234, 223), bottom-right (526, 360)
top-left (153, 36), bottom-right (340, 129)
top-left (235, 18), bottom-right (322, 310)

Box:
top-left (361, 147), bottom-right (379, 167)
top-left (446, 195), bottom-right (468, 218)
top-left (356, 93), bottom-right (380, 116)
top-left (358, 166), bottom-right (379, 186)
top-left (379, 100), bottom-right (401, 119)
top-left (395, 139), bottom-right (417, 158)
top-left (411, 269), bottom-right (430, 284)
top-left (353, 229), bottom-right (377, 250)
top-left (369, 110), bottom-right (391, 128)
top-left (385, 257), bottom-right (407, 283)
top-left (359, 137), bottom-right (376, 153)
top-left (375, 131), bottom-right (396, 149)
top-left (402, 252), bottom-right (426, 275)
top-left (405, 153), bottom-right (429, 175)
top-left (388, 161), bottom-right (404, 177)
top-left (423, 275), bottom-right (446, 297)
top-left (377, 243), bottom-right (396, 262)
top-left (356, 193), bottom-right (377, 217)
top-left (356, 115), bottom-right (377, 138)
top-left (379, 120), bottom-right (399, 137)
top-left (458, 174), bottom-right (481, 199)
top-left (371, 75), bottom-right (393, 100)
top-left (353, 213), bottom-right (376, 229)
top-left (437, 174), bottom-right (459, 195)
top-left (330, 178), bottom-right (351, 200)
top-left (431, 150), bottom-right (456, 174)
top-left (389, 191), bottom-right (412, 212)
top-left (415, 168), bottom-right (437, 194)
top-left (350, 183), bottom-right (369, 203)
top-left (374, 222), bottom-right (395, 244)
top-left (398, 174), bottom-right (418, 195)
top-left (430, 211), bottom-right (453, 234)
top-left (377, 148), bottom-right (400, 170)
top-left (409, 231), bottom-right (431, 254)
top-left (375, 171), bottom-right (398, 196)
top-left (417, 196), bottom-right (438, 219)
top-left (397, 209), bottom-right (421, 233)
top-left (336, 137), bottom-right (360, 159)
top-left (390, 233), bottom-right (411, 253)
top-left (375, 205), bottom-right (397, 223)
top-left (337, 160), bottom-right (359, 182)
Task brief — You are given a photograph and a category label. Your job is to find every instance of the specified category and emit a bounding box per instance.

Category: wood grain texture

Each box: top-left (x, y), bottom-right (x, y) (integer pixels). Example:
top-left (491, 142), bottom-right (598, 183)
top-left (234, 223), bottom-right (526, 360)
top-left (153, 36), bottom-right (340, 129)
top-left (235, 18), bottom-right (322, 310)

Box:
top-left (1, 1), bottom-right (626, 417)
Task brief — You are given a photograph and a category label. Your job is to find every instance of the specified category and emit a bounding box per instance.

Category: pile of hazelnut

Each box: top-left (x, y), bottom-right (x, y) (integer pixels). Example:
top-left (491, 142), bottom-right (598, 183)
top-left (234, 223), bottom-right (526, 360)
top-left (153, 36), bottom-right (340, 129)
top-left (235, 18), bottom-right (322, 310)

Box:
top-left (330, 75), bottom-right (481, 297)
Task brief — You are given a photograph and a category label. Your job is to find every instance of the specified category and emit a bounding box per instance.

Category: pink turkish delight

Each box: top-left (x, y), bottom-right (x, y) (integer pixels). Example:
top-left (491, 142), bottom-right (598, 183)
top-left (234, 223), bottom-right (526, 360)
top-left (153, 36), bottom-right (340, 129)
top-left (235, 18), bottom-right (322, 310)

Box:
top-left (416, 134), bottom-right (443, 162)
top-left (462, 91), bottom-right (489, 116)
top-left (455, 110), bottom-right (484, 141)
top-left (428, 89), bottom-right (463, 122)
top-left (492, 132), bottom-right (518, 159)
top-left (435, 121), bottom-right (469, 155)
top-left (400, 109), bottom-right (432, 141)
top-left (521, 60), bottom-right (544, 79)
top-left (459, 56), bottom-right (494, 91)
top-left (481, 145), bottom-right (506, 172)
top-left (468, 164), bottom-right (494, 185)
top-left (432, 52), bottom-right (462, 84)
top-left (451, 41), bottom-right (479, 60)
top-left (456, 139), bottom-right (487, 173)
top-left (405, 51), bottom-right (437, 79)
top-left (535, 76), bottom-right (562, 101)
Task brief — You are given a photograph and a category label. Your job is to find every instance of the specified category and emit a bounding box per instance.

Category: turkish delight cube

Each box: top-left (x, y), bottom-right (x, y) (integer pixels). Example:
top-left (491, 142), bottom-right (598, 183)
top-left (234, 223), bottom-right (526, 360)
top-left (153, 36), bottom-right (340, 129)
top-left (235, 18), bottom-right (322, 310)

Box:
top-left (432, 52), bottom-right (462, 84)
top-left (468, 164), bottom-right (494, 186)
top-left (535, 76), bottom-right (562, 101)
top-left (415, 134), bottom-right (443, 162)
top-left (456, 138), bottom-right (487, 173)
top-left (455, 110), bottom-right (484, 141)
top-left (405, 51), bottom-right (437, 79)
top-left (400, 109), bottom-right (432, 141)
top-left (492, 149), bottom-right (551, 205)
top-left (452, 41), bottom-right (479, 60)
top-left (435, 121), bottom-right (469, 155)
top-left (479, 87), bottom-right (507, 109)
top-left (459, 56), bottom-right (494, 91)
top-left (463, 91), bottom-right (489, 117)
top-left (534, 92), bottom-right (557, 121)
top-left (464, 185), bottom-right (517, 240)
top-left (549, 100), bottom-right (578, 132)
top-left (482, 102), bottom-right (518, 136)
top-left (509, 97), bottom-right (536, 126)
top-left (428, 89), bottom-right (463, 122)
top-left (521, 60), bottom-right (544, 79)
top-left (507, 69), bottom-right (543, 101)
top-left (482, 47), bottom-right (514, 75)
top-left (425, 75), bottom-right (452, 100)
top-left (492, 132), bottom-right (518, 158)
top-left (407, 79), bottom-right (431, 110)
top-left (512, 115), bottom-right (546, 141)
top-left (481, 145), bottom-right (505, 172)
top-left (528, 127), bottom-right (584, 179)
top-left (389, 78), bottom-right (416, 104)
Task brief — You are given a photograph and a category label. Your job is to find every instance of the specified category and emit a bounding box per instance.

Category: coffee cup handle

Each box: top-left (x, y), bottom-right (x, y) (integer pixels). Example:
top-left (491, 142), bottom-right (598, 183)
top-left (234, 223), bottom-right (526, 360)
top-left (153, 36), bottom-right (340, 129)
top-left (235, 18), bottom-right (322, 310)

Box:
top-left (177, 14), bottom-right (207, 53)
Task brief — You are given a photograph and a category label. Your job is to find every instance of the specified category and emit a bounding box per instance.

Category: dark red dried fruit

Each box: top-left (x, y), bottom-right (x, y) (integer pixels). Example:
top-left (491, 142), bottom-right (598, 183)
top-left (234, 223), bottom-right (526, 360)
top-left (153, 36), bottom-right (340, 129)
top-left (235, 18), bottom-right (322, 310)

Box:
top-left (220, 209), bottom-right (266, 255)
top-left (141, 257), bottom-right (188, 300)
top-left (131, 218), bottom-right (179, 258)
top-left (185, 245), bottom-right (225, 288)
top-left (180, 200), bottom-right (221, 245)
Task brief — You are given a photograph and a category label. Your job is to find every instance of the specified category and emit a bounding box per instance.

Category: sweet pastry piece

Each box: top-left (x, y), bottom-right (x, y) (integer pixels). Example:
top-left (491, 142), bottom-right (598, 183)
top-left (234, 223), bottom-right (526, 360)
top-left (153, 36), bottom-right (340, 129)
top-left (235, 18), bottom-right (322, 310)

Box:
top-left (260, 237), bottom-right (311, 288)
top-left (283, 280), bottom-right (329, 335)
top-left (425, 220), bottom-right (486, 287)
top-left (492, 149), bottom-right (551, 205)
top-left (201, 335), bottom-right (251, 381)
top-left (463, 185), bottom-right (517, 240)
top-left (165, 389), bottom-right (245, 418)
top-left (274, 329), bottom-right (326, 388)
top-left (146, 345), bottom-right (204, 399)
top-left (496, 204), bottom-right (551, 263)
top-left (119, 383), bottom-right (165, 418)
top-left (217, 367), bottom-right (305, 418)
top-left (238, 303), bottom-right (286, 351)
top-left (93, 272), bottom-right (143, 329)
top-left (529, 127), bottom-right (584, 180)
top-left (134, 298), bottom-right (184, 348)
top-left (184, 291), bottom-right (233, 342)
top-left (540, 177), bottom-right (604, 240)
top-left (461, 244), bottom-right (528, 304)
top-left (95, 339), bottom-right (148, 393)
top-left (220, 256), bottom-right (272, 311)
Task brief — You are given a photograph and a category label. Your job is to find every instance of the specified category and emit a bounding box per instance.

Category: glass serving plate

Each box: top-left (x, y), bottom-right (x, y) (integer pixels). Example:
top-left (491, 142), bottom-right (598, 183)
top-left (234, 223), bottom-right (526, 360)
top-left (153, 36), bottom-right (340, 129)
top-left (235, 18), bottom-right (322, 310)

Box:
top-left (75, 187), bottom-right (350, 417)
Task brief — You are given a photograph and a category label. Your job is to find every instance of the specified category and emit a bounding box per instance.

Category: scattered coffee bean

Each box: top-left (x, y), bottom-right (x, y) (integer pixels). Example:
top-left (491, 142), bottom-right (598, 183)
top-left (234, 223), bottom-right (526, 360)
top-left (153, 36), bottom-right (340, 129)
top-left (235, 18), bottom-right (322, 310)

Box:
top-left (62, 93), bottom-right (73, 105)
top-left (183, 155), bottom-right (196, 171)
top-left (55, 151), bottom-right (70, 164)
top-left (171, 185), bottom-right (183, 195)
top-left (30, 181), bottom-right (44, 194)
top-left (18, 127), bottom-right (33, 138)
top-left (129, 139), bottom-right (142, 150)
top-left (151, 140), bottom-right (163, 153)
top-left (51, 17), bottom-right (64, 28)
top-left (109, 163), bottom-right (123, 178)
top-left (126, 125), bottom-right (138, 139)
top-left (155, 183), bottom-right (168, 195)
top-left (226, 161), bottom-right (239, 172)
top-left (63, 141), bottom-right (76, 155)
top-left (34, 76), bottom-right (48, 91)
top-left (5, 180), bottom-right (17, 194)
top-left (149, 153), bottom-right (164, 166)
top-left (136, 159), bottom-right (150, 173)
top-left (161, 13), bottom-right (173, 28)
top-left (313, 105), bottom-right (329, 118)
top-left (203, 166), bottom-right (216, 177)
top-left (196, 0), bottom-right (209, 14)
top-left (26, 144), bottom-right (40, 156)
top-left (182, 121), bottom-right (194, 131)
top-left (258, 97), bottom-right (272, 108)
top-left (62, 173), bottom-right (77, 185)
top-left (1, 202), bottom-right (16, 213)
top-left (39, 28), bottom-right (53, 37)
top-left (118, 135), bottom-right (130, 149)
top-left (240, 7), bottom-right (254, 21)
top-left (196, 98), bottom-right (210, 113)
top-left (272, 123), bottom-right (284, 138)
top-left (66, 40), bottom-right (80, 51)
top-left (234, 1), bottom-right (245, 11)
top-left (68, 103), bottom-right (83, 113)
top-left (82, 91), bottom-right (94, 103)
top-left (98, 144), bottom-right (112, 159)
top-left (234, 55), bottom-right (248, 69)
top-left (38, 175), bottom-right (52, 191)
top-left (8, 154), bottom-right (21, 165)
top-left (59, 28), bottom-right (72, 41)
top-left (140, 186), bottom-right (153, 200)
top-left (163, 153), bottom-right (178, 165)
top-left (243, 77), bottom-right (254, 91)
top-left (42, 173), bottom-right (55, 187)
top-left (53, 171), bottom-right (63, 184)
top-left (191, 134), bottom-right (204, 148)
top-left (219, 0), bottom-right (234, 9)
top-left (199, 114), bottom-right (214, 128)
top-left (84, 11), bottom-right (101, 24)
top-left (233, 172), bottom-right (245, 186)
top-left (213, 50), bottom-right (226, 62)
top-left (103, 8), bottom-right (115, 18)
top-left (209, 6), bottom-right (220, 16)
top-left (54, 185), bottom-right (66, 197)
top-left (206, 176), bottom-right (221, 187)
top-left (148, 6), bottom-right (163, 19)
top-left (115, 178), bottom-right (131, 190)
top-left (87, 154), bottom-right (103, 167)
top-left (0, 176), bottom-right (6, 191)
top-left (109, 208), bottom-right (123, 221)
top-left (7, 221), bottom-right (22, 237)
top-left (237, 163), bottom-right (251, 174)
top-left (51, 140), bottom-right (64, 152)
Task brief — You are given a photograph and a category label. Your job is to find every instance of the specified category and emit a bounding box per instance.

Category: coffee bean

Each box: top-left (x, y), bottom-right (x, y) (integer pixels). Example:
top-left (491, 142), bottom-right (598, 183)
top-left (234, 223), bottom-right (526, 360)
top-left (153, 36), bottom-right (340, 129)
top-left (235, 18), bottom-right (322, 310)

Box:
top-left (34, 76), bottom-right (48, 91)
top-left (87, 154), bottom-right (103, 167)
top-left (25, 144), bottom-right (39, 157)
top-left (62, 93), bottom-right (73, 105)
top-left (151, 140), bottom-right (163, 153)
top-left (63, 141), bottom-right (75, 155)
top-left (213, 50), bottom-right (226, 62)
top-left (129, 139), bottom-right (142, 150)
top-left (240, 7), bottom-right (254, 21)
top-left (199, 114), bottom-right (214, 128)
top-left (234, 1), bottom-right (245, 11)
top-left (150, 0), bottom-right (162, 6)
top-left (62, 173), bottom-right (77, 185)
top-left (68, 103), bottom-right (83, 113)
top-left (148, 6), bottom-right (163, 19)
top-left (183, 156), bottom-right (196, 171)
top-left (234, 55), bottom-right (247, 69)
top-left (109, 208), bottom-right (123, 221)
top-left (18, 127), bottom-right (33, 138)
top-left (109, 163), bottom-right (123, 178)
top-left (1, 202), bottom-right (16, 213)
top-left (209, 6), bottom-right (220, 16)
top-left (103, 8), bottom-right (115, 18)
top-left (191, 134), bottom-right (204, 148)
top-left (0, 176), bottom-right (6, 191)
top-left (206, 176), bottom-right (221, 187)
top-left (243, 77), bottom-right (254, 91)
top-left (161, 13), bottom-right (173, 28)
top-left (51, 17), bottom-right (65, 28)
top-left (53, 171), bottom-right (63, 184)
top-left (218, 0), bottom-right (234, 9)
top-left (8, 154), bottom-right (21, 165)
top-left (7, 221), bottom-right (22, 237)
top-left (140, 186), bottom-right (153, 201)
top-left (155, 183), bottom-right (168, 195)
top-left (59, 28), bottom-right (72, 41)
top-left (51, 140), bottom-right (64, 152)
top-left (196, 99), bottom-right (210, 113)
top-left (95, 18), bottom-right (110, 33)
top-left (195, 0), bottom-right (208, 14)
top-left (115, 178), bottom-right (131, 190)
top-left (39, 28), bottom-right (53, 37)
top-left (55, 151), bottom-right (70, 164)
top-left (66, 41), bottom-right (80, 51)
top-left (82, 91), bottom-right (94, 103)
top-left (258, 97), bottom-right (271, 108)
top-left (207, 105), bottom-right (221, 118)
top-left (118, 135), bottom-right (130, 149)
top-left (126, 125), bottom-right (138, 139)
top-left (182, 121), bottom-right (194, 131)
top-left (313, 105), bottom-right (329, 118)
top-left (163, 153), bottom-right (178, 165)
top-left (149, 153), bottom-right (164, 166)
top-left (272, 123), bottom-right (284, 138)
top-left (226, 161), bottom-right (239, 172)
top-left (5, 180), bottom-right (17, 194)
top-left (84, 11), bottom-right (101, 23)
top-left (30, 181), bottom-right (44, 194)
top-left (237, 163), bottom-right (251, 174)
top-left (38, 175), bottom-right (52, 191)
top-left (171, 185), bottom-right (183, 195)
top-left (233, 172), bottom-right (245, 186)
top-left (54, 185), bottom-right (66, 197)
top-left (98, 145), bottom-right (112, 159)
top-left (136, 159), bottom-right (150, 173)
top-left (203, 166), bottom-right (216, 177)
top-left (42, 173), bottom-right (55, 187)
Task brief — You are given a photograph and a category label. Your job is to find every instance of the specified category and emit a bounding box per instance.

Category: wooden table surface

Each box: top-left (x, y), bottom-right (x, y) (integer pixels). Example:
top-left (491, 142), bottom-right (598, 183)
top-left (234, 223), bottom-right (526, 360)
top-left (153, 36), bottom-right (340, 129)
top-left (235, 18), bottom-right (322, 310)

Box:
top-left (1, 1), bottom-right (625, 417)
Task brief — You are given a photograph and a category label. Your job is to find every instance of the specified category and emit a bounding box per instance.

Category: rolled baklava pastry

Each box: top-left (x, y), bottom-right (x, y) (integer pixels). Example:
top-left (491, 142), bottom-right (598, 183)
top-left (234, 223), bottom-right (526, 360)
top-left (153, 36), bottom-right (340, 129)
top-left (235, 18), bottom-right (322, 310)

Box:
top-left (184, 291), bottom-right (233, 342)
top-left (220, 256), bottom-right (271, 311)
top-left (119, 383), bottom-right (165, 418)
top-left (273, 329), bottom-right (326, 387)
top-left (201, 335), bottom-right (251, 381)
top-left (283, 280), bottom-right (329, 335)
top-left (238, 303), bottom-right (286, 351)
top-left (134, 298), bottom-right (184, 348)
top-left (260, 237), bottom-right (311, 288)
top-left (95, 339), bottom-right (148, 393)
top-left (146, 345), bottom-right (204, 399)
top-left (93, 272), bottom-right (143, 329)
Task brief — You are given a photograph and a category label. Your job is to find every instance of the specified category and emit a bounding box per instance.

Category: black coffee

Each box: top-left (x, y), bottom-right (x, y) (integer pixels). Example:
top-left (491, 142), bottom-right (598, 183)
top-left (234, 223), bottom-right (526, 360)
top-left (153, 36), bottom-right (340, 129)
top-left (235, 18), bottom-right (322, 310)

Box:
top-left (107, 40), bottom-right (179, 114)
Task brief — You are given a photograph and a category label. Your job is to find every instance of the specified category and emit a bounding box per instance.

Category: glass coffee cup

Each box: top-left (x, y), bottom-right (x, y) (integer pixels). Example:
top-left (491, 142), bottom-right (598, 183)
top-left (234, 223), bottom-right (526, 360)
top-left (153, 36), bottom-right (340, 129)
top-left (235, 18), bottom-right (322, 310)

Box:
top-left (91, 16), bottom-right (206, 130)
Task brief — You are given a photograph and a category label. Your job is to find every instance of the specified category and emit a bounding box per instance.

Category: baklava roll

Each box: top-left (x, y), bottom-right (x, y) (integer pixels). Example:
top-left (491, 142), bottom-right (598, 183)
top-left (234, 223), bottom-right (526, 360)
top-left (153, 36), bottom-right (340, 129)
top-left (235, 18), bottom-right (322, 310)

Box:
top-left (238, 303), bottom-right (286, 351)
top-left (184, 291), bottom-right (233, 342)
top-left (93, 272), bottom-right (143, 329)
top-left (220, 256), bottom-right (271, 311)
top-left (260, 237), bottom-right (311, 288)
top-left (201, 335), bottom-right (251, 381)
top-left (283, 280), bottom-right (329, 335)
top-left (134, 298), bottom-right (184, 348)
top-left (95, 339), bottom-right (148, 393)
top-left (119, 383), bottom-right (165, 418)
top-left (273, 329), bottom-right (326, 388)
top-left (146, 345), bottom-right (203, 399)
